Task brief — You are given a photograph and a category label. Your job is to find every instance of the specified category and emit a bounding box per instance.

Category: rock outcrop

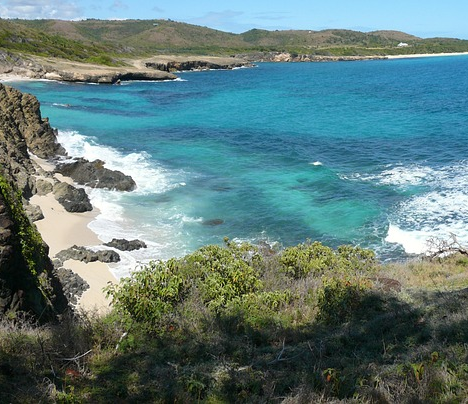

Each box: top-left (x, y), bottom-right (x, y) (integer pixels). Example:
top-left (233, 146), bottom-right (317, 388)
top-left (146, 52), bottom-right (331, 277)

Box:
top-left (147, 59), bottom-right (252, 72)
top-left (53, 182), bottom-right (93, 213)
top-left (104, 238), bottom-right (147, 251)
top-left (56, 246), bottom-right (120, 264)
top-left (0, 50), bottom-right (177, 84)
top-left (0, 179), bottom-right (68, 320)
top-left (56, 158), bottom-right (136, 191)
top-left (0, 83), bottom-right (72, 320)
top-left (0, 84), bottom-right (65, 197)
top-left (237, 51), bottom-right (386, 63)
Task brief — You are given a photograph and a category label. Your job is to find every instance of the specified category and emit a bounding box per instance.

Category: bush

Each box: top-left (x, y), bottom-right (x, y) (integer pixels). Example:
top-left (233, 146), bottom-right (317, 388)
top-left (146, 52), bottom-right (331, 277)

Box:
top-left (316, 277), bottom-right (372, 325)
top-left (105, 240), bottom-right (265, 331)
top-left (280, 241), bottom-right (377, 279)
top-left (280, 241), bottom-right (336, 278)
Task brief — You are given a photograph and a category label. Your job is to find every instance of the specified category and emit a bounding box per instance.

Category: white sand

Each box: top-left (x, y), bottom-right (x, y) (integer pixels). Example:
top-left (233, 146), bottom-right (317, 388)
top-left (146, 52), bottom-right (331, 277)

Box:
top-left (387, 52), bottom-right (468, 59)
top-left (30, 157), bottom-right (117, 314)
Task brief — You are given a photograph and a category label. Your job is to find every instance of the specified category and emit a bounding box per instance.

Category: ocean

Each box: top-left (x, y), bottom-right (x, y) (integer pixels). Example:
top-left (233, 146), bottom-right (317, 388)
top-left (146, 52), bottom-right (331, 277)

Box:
top-left (10, 56), bottom-right (468, 278)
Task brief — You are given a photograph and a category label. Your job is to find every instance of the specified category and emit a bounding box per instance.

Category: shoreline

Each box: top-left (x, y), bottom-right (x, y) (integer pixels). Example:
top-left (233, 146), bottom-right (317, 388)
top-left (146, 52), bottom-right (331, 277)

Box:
top-left (2, 51), bottom-right (468, 84)
top-left (30, 156), bottom-right (117, 314)
top-left (387, 51), bottom-right (468, 59)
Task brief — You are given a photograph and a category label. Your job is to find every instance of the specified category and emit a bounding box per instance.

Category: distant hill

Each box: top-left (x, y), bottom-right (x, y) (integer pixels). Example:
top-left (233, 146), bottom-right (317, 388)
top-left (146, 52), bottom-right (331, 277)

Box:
top-left (1, 18), bottom-right (468, 64)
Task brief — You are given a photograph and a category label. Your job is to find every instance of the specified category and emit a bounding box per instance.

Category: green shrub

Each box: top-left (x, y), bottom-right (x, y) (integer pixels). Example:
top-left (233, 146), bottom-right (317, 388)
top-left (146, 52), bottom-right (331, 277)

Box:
top-left (105, 258), bottom-right (190, 330)
top-left (105, 241), bottom-right (265, 330)
top-left (0, 174), bottom-right (45, 277)
top-left (280, 241), bottom-right (336, 278)
top-left (316, 277), bottom-right (372, 325)
top-left (279, 241), bottom-right (377, 279)
top-left (224, 290), bottom-right (295, 331)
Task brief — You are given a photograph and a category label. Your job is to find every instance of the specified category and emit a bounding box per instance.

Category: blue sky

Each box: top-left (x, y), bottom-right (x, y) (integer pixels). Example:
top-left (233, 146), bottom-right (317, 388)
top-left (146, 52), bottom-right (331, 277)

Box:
top-left (1, 0), bottom-right (467, 39)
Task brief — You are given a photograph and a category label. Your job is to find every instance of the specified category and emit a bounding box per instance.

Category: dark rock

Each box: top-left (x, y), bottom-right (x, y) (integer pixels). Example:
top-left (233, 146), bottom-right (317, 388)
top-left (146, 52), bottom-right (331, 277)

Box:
top-left (56, 158), bottom-right (136, 191)
top-left (50, 69), bottom-right (177, 84)
top-left (0, 83), bottom-right (69, 321)
top-left (54, 266), bottom-right (89, 306)
top-left (23, 201), bottom-right (44, 222)
top-left (56, 245), bottom-right (120, 264)
top-left (146, 59), bottom-right (252, 72)
top-left (104, 238), bottom-right (147, 251)
top-left (202, 219), bottom-right (224, 226)
top-left (0, 185), bottom-right (68, 321)
top-left (53, 182), bottom-right (92, 213)
top-left (0, 83), bottom-right (65, 197)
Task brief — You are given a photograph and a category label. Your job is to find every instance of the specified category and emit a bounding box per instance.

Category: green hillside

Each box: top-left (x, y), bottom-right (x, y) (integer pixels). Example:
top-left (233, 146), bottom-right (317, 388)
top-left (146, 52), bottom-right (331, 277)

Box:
top-left (1, 18), bottom-right (468, 62)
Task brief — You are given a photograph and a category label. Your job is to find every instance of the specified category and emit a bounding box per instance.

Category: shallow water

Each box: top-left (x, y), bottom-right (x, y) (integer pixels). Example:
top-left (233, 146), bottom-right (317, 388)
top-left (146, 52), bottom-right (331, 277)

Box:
top-left (12, 56), bottom-right (468, 277)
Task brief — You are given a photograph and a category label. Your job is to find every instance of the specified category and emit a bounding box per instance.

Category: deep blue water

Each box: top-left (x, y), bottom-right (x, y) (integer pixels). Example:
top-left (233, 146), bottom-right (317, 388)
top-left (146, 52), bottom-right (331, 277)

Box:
top-left (9, 57), bottom-right (468, 277)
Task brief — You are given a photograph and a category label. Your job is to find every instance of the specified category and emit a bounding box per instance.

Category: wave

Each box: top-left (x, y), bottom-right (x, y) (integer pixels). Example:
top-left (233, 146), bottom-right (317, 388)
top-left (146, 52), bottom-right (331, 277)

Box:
top-left (57, 130), bottom-right (185, 195)
top-left (371, 162), bottom-right (468, 254)
top-left (56, 130), bottom-right (189, 277)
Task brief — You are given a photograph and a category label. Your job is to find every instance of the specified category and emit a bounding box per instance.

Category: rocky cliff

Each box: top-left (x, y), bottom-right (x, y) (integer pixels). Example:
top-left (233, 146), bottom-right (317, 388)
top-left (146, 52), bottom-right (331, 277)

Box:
top-left (0, 83), bottom-right (70, 320)
top-left (0, 82), bottom-right (144, 319)
top-left (0, 50), bottom-right (177, 84)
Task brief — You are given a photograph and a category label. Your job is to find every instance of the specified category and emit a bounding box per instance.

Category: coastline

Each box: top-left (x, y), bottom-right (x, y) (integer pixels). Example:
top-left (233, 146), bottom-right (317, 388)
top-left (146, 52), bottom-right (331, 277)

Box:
top-left (30, 156), bottom-right (116, 314)
top-left (1, 51), bottom-right (468, 84)
top-left (387, 51), bottom-right (468, 59)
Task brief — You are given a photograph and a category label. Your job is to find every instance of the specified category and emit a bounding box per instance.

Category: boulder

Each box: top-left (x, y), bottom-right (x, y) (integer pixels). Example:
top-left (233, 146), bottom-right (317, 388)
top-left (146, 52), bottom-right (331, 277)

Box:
top-left (23, 201), bottom-right (44, 222)
top-left (35, 178), bottom-right (54, 196)
top-left (104, 238), bottom-right (147, 251)
top-left (56, 245), bottom-right (121, 264)
top-left (56, 158), bottom-right (136, 191)
top-left (54, 266), bottom-right (89, 305)
top-left (53, 182), bottom-right (92, 213)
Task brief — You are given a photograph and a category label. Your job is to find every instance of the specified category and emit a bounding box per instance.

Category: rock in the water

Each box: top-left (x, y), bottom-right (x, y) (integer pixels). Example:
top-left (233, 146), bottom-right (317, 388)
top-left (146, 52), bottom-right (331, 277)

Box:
top-left (104, 238), bottom-right (147, 251)
top-left (53, 182), bottom-right (92, 213)
top-left (56, 245), bottom-right (120, 264)
top-left (55, 158), bottom-right (136, 191)
top-left (202, 219), bottom-right (224, 226)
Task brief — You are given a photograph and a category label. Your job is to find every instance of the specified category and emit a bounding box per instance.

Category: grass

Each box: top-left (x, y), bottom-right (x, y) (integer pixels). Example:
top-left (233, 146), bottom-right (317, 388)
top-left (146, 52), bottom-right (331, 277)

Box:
top-left (1, 240), bottom-right (467, 403)
top-left (2, 18), bottom-right (468, 64)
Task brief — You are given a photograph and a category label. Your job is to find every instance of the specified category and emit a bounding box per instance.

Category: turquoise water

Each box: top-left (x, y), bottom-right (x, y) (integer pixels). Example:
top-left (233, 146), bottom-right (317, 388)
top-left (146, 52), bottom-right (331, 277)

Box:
top-left (10, 57), bottom-right (468, 276)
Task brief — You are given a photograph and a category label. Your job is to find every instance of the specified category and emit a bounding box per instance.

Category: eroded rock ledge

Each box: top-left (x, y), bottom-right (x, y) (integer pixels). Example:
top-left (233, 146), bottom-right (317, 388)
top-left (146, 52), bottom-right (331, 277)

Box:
top-left (0, 51), bottom-right (177, 84)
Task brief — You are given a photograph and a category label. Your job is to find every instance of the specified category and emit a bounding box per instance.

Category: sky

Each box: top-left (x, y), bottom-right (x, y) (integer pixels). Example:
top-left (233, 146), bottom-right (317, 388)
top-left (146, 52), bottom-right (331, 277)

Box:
top-left (1, 0), bottom-right (468, 39)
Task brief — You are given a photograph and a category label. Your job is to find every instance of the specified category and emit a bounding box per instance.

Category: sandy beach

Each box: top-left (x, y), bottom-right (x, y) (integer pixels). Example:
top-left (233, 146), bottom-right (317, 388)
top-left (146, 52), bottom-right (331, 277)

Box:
top-left (30, 157), bottom-right (117, 314)
top-left (387, 51), bottom-right (468, 59)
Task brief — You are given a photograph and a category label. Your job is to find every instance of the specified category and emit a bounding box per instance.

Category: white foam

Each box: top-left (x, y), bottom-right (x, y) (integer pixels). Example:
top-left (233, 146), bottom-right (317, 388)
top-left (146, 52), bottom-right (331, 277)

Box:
top-left (55, 130), bottom-right (191, 277)
top-left (57, 130), bottom-right (184, 195)
top-left (347, 161), bottom-right (468, 255)
top-left (385, 224), bottom-right (432, 254)
top-left (346, 163), bottom-right (436, 188)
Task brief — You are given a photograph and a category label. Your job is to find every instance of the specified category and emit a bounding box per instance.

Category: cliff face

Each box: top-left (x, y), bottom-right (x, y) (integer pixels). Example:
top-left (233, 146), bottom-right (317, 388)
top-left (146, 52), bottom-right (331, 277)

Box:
top-left (0, 83), bottom-right (68, 320)
top-left (0, 84), bottom-right (65, 197)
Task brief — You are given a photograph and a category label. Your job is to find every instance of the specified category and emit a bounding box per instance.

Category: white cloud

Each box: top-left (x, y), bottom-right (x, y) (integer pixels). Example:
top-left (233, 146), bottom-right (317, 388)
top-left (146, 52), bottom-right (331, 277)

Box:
top-left (0, 0), bottom-right (82, 19)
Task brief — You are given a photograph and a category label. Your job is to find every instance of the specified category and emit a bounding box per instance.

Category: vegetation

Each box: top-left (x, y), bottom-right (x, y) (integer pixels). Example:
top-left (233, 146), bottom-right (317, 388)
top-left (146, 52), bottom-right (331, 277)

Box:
top-left (0, 173), bottom-right (45, 278)
top-left (1, 18), bottom-right (468, 64)
top-left (1, 238), bottom-right (468, 402)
